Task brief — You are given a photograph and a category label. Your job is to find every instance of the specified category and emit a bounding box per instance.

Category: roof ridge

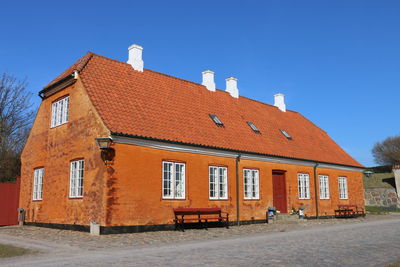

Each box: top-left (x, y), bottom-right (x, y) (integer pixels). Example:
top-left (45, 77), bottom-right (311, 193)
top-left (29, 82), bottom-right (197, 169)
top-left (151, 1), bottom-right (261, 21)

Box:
top-left (297, 112), bottom-right (328, 134)
top-left (238, 94), bottom-right (297, 114)
top-left (75, 51), bottom-right (95, 72)
top-left (43, 52), bottom-right (94, 89)
top-left (87, 52), bottom-right (211, 88)
top-left (54, 51), bottom-right (298, 115)
top-left (145, 68), bottom-right (208, 87)
top-left (89, 52), bottom-right (127, 65)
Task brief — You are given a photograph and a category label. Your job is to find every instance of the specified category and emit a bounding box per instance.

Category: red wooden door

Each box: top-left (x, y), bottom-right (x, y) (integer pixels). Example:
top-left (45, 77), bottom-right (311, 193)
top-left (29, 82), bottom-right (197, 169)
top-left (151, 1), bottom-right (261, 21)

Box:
top-left (0, 177), bottom-right (20, 226)
top-left (272, 171), bottom-right (287, 213)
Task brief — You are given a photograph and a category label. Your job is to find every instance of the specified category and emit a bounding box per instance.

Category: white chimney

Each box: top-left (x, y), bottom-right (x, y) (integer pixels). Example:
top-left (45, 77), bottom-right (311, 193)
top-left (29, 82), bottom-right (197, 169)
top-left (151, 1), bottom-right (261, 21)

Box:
top-left (127, 44), bottom-right (144, 72)
top-left (202, 70), bottom-right (216, 91)
top-left (274, 93), bottom-right (286, 112)
top-left (226, 77), bottom-right (239, 98)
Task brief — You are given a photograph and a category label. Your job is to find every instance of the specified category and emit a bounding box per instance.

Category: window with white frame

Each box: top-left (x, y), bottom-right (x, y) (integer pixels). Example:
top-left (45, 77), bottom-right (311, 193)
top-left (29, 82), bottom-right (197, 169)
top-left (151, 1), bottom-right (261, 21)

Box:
top-left (298, 173), bottom-right (310, 199)
top-left (243, 169), bottom-right (259, 199)
top-left (319, 175), bottom-right (330, 199)
top-left (33, 168), bottom-right (44, 200)
top-left (338, 176), bottom-right (348, 199)
top-left (51, 96), bottom-right (69, 128)
top-left (209, 166), bottom-right (228, 200)
top-left (70, 160), bottom-right (84, 198)
top-left (162, 161), bottom-right (185, 199)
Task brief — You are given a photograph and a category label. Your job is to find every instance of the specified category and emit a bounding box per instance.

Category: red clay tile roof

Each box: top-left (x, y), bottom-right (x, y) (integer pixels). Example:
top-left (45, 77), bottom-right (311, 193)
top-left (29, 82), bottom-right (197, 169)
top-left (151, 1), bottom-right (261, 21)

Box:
top-left (49, 52), bottom-right (363, 167)
top-left (44, 52), bottom-right (93, 89)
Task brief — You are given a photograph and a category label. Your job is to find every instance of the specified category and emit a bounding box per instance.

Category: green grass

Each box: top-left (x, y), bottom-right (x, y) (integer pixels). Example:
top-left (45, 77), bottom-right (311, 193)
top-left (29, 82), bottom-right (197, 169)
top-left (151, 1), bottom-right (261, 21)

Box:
top-left (366, 206), bottom-right (400, 213)
top-left (0, 244), bottom-right (31, 258)
top-left (363, 172), bottom-right (395, 189)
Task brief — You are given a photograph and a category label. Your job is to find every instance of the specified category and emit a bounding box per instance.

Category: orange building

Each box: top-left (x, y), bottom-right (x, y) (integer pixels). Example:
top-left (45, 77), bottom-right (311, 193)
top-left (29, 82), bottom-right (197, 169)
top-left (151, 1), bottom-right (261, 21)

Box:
top-left (20, 44), bottom-right (365, 233)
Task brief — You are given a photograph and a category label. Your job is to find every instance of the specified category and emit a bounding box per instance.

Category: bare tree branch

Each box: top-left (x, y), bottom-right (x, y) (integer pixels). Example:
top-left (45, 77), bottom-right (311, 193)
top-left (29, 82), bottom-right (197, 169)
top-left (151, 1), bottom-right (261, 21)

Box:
top-left (372, 135), bottom-right (400, 166)
top-left (0, 72), bottom-right (34, 181)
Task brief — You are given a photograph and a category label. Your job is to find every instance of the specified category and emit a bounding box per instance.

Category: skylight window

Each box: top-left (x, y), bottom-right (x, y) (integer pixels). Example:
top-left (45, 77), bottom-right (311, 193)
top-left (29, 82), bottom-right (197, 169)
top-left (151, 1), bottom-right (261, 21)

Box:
top-left (247, 122), bottom-right (260, 134)
top-left (280, 129), bottom-right (292, 140)
top-left (209, 114), bottom-right (224, 127)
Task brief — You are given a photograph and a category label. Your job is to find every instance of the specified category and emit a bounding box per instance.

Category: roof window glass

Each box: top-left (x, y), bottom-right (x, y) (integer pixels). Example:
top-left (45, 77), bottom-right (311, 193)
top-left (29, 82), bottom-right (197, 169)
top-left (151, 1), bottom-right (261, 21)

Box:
top-left (209, 114), bottom-right (224, 127)
top-left (247, 122), bottom-right (260, 134)
top-left (280, 129), bottom-right (292, 140)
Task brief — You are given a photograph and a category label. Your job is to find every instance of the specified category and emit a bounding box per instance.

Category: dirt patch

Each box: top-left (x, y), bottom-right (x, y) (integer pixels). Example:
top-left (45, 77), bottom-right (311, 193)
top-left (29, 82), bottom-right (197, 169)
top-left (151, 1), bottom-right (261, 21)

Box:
top-left (0, 243), bottom-right (33, 258)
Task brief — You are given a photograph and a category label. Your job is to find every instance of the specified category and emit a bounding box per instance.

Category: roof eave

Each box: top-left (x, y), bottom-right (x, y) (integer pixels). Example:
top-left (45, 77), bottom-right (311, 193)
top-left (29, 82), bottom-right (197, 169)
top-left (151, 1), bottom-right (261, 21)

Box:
top-left (39, 72), bottom-right (75, 99)
top-left (111, 131), bottom-right (365, 170)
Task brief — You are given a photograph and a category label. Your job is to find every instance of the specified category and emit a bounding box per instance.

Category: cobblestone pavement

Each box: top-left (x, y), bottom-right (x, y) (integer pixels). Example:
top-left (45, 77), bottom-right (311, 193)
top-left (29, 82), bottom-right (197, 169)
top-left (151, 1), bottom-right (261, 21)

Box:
top-left (0, 214), bottom-right (399, 266)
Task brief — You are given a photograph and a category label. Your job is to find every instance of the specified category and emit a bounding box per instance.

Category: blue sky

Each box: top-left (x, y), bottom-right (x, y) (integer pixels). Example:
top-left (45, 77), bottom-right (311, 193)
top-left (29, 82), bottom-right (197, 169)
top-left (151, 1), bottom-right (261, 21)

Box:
top-left (1, 0), bottom-right (399, 166)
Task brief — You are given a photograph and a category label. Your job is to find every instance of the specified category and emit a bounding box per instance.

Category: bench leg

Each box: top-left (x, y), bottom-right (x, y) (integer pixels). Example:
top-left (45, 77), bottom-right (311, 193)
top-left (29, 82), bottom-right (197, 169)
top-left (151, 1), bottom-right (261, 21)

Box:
top-left (175, 219), bottom-right (184, 232)
top-left (174, 220), bottom-right (183, 231)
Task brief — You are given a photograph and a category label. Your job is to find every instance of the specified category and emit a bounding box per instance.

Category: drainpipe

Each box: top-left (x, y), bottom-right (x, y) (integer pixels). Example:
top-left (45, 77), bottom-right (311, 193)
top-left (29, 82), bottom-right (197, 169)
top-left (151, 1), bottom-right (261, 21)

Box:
top-left (236, 154), bottom-right (241, 226)
top-left (313, 163), bottom-right (319, 219)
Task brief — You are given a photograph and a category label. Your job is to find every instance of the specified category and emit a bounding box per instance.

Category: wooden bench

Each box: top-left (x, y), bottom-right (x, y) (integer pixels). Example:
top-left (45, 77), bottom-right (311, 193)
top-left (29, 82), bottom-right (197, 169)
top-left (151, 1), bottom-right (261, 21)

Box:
top-left (173, 208), bottom-right (229, 231)
top-left (334, 204), bottom-right (365, 218)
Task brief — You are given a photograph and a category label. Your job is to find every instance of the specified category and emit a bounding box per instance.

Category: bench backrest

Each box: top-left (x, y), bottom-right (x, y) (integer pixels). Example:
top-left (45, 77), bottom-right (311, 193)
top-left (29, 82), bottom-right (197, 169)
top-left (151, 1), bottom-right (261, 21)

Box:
top-left (174, 208), bottom-right (221, 216)
top-left (337, 204), bottom-right (358, 209)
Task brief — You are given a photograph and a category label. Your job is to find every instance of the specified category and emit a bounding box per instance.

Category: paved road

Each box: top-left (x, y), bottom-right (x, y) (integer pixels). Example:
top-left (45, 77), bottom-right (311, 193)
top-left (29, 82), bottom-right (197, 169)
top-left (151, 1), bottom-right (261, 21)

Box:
top-left (1, 217), bottom-right (400, 266)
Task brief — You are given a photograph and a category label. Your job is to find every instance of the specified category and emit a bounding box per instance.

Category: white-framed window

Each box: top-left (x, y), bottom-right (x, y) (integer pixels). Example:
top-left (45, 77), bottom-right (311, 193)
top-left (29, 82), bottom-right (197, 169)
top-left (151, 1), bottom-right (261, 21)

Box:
top-left (162, 161), bottom-right (185, 199)
top-left (33, 168), bottom-right (44, 200)
top-left (243, 169), bottom-right (259, 199)
top-left (51, 96), bottom-right (69, 128)
top-left (319, 175), bottom-right (330, 199)
top-left (338, 176), bottom-right (348, 199)
top-left (209, 166), bottom-right (228, 200)
top-left (70, 160), bottom-right (84, 198)
top-left (298, 173), bottom-right (310, 199)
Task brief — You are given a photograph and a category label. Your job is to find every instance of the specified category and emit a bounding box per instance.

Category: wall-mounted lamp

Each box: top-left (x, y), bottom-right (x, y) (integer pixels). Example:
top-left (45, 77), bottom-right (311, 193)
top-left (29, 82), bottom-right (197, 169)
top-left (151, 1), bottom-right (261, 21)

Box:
top-left (95, 137), bottom-right (114, 165)
top-left (96, 137), bottom-right (112, 150)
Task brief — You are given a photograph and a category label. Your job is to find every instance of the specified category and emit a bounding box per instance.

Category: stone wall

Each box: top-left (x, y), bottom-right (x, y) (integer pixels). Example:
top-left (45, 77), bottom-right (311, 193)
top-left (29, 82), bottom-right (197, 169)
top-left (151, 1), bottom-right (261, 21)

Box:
top-left (363, 169), bottom-right (399, 209)
top-left (364, 188), bottom-right (399, 208)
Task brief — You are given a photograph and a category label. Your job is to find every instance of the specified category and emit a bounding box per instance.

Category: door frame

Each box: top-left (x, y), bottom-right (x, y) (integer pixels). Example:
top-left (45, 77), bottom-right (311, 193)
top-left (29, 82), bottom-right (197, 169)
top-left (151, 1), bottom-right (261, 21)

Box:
top-left (272, 170), bottom-right (288, 213)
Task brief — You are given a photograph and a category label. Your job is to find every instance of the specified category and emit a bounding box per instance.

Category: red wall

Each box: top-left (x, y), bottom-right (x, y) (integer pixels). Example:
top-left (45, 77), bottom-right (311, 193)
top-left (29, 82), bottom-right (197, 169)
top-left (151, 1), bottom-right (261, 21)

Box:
top-left (0, 177), bottom-right (20, 226)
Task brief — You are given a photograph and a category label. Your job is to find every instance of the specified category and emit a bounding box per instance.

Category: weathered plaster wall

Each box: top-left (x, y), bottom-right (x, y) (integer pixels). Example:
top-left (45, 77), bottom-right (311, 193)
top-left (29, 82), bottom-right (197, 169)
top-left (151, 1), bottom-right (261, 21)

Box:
top-left (104, 142), bottom-right (364, 227)
top-left (20, 77), bottom-right (109, 226)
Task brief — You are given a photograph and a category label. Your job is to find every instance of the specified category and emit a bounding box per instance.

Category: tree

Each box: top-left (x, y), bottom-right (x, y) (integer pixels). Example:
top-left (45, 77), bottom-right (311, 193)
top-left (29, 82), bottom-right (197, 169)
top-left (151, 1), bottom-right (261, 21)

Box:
top-left (0, 73), bottom-right (34, 182)
top-left (372, 136), bottom-right (400, 166)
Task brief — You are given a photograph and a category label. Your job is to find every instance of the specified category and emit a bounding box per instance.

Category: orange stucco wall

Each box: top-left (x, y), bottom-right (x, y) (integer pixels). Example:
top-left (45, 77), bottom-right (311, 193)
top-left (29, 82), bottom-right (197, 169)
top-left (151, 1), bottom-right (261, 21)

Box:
top-left (20, 77), bottom-right (109, 226)
top-left (104, 142), bottom-right (365, 227)
top-left (20, 77), bottom-right (364, 229)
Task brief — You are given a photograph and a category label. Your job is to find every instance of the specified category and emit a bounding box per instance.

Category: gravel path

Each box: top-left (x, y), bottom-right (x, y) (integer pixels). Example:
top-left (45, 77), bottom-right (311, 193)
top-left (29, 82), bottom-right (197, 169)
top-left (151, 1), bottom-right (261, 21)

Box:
top-left (0, 214), bottom-right (399, 266)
